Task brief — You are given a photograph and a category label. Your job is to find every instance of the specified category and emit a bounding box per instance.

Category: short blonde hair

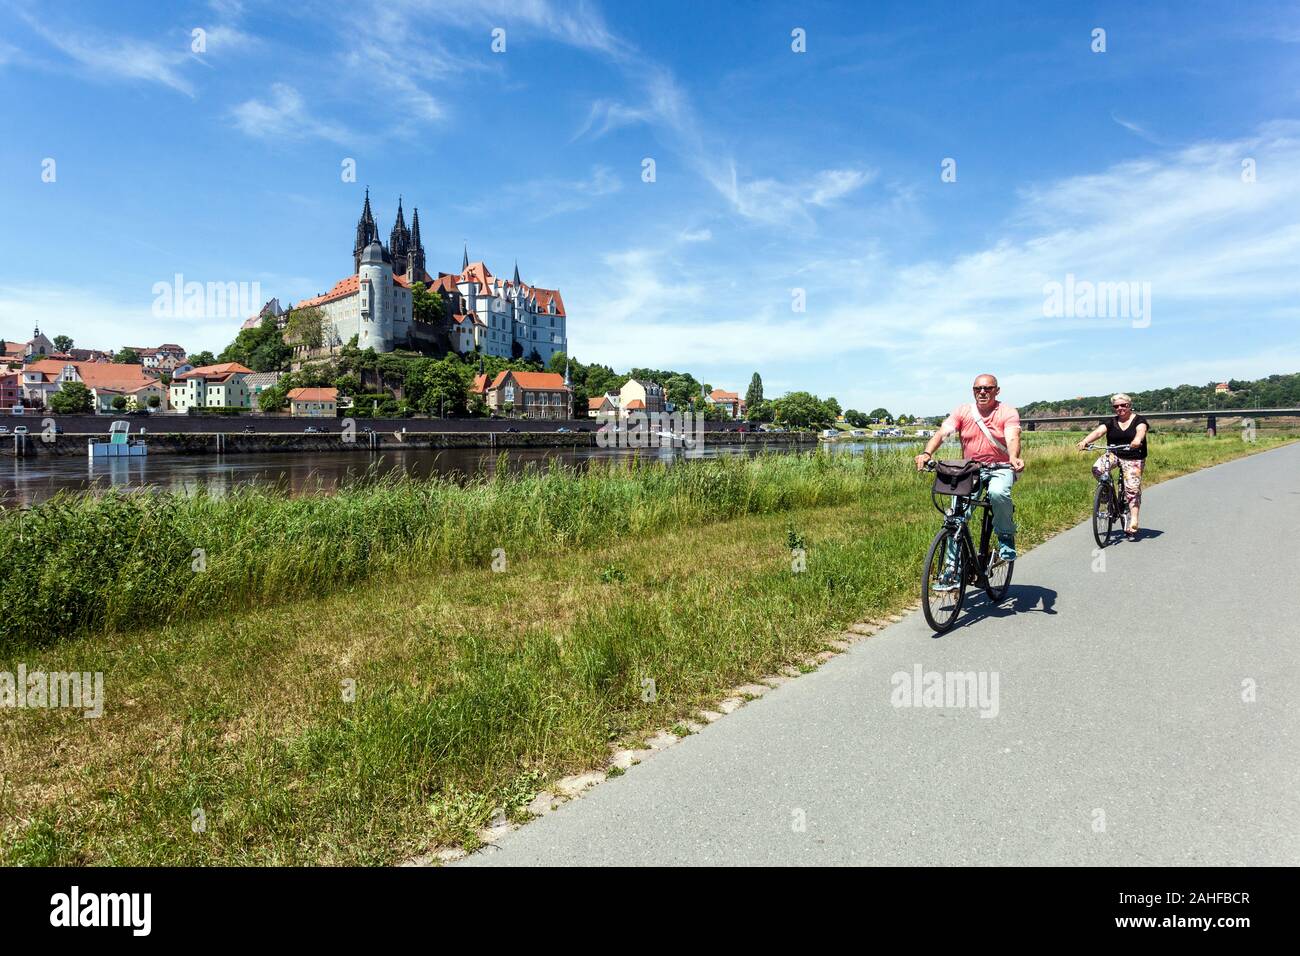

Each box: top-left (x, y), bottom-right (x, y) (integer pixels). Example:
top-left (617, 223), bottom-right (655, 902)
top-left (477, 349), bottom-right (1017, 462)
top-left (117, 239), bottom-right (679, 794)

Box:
top-left (1111, 393), bottom-right (1132, 406)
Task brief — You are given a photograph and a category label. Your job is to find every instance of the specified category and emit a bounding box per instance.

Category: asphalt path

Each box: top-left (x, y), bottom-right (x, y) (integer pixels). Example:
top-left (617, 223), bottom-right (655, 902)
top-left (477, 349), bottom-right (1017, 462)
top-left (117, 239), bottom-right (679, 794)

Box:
top-left (463, 441), bottom-right (1300, 866)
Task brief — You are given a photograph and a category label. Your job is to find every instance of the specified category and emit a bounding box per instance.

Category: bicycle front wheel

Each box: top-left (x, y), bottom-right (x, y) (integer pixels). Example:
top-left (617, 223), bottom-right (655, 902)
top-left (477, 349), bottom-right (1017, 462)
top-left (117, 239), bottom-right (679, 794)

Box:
top-left (1091, 481), bottom-right (1116, 549)
top-left (922, 528), bottom-right (967, 633)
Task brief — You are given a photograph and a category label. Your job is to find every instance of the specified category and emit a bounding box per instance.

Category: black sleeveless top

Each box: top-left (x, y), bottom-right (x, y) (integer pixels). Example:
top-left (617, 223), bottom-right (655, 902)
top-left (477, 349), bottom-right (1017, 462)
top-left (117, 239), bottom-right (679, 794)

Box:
top-left (1104, 414), bottom-right (1149, 460)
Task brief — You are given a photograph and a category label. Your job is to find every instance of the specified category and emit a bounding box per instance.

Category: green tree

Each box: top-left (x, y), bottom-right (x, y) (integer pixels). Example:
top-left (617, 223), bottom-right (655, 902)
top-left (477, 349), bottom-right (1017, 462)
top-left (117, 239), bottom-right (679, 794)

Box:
top-left (53, 335), bottom-right (74, 353)
top-left (844, 409), bottom-right (869, 427)
top-left (746, 399), bottom-right (774, 424)
top-left (284, 306), bottom-right (326, 351)
top-left (114, 347), bottom-right (140, 365)
top-left (745, 372), bottom-right (763, 408)
top-left (868, 407), bottom-right (892, 423)
top-left (190, 351), bottom-right (217, 367)
top-left (773, 391), bottom-right (831, 429)
top-left (409, 358), bottom-right (471, 416)
top-left (823, 397), bottom-right (842, 420)
top-left (49, 382), bottom-right (92, 414)
top-left (147, 394), bottom-right (161, 409)
top-left (410, 282), bottom-right (445, 326)
top-left (111, 395), bottom-right (128, 411)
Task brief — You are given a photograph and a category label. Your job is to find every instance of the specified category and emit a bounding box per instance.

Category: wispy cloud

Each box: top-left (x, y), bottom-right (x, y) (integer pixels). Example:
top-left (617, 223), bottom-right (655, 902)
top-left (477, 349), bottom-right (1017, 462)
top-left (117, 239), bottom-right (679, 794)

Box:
top-left (458, 165), bottom-right (623, 222)
top-left (15, 8), bottom-right (196, 96)
top-left (230, 84), bottom-right (352, 143)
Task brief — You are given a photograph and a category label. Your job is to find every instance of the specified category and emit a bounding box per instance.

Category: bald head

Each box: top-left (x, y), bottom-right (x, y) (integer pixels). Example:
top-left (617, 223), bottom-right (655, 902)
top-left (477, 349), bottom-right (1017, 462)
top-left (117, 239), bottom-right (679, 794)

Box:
top-left (972, 374), bottom-right (1000, 411)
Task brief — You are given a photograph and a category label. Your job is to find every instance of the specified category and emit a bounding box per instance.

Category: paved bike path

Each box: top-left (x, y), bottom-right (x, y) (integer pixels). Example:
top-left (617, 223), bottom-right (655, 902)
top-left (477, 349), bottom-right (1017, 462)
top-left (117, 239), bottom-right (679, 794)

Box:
top-left (463, 442), bottom-right (1300, 866)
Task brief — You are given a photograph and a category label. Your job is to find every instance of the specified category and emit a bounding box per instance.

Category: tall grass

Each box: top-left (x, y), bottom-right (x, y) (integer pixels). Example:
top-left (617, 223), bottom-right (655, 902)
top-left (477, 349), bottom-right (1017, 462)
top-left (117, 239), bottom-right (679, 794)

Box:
top-left (1, 451), bottom-right (900, 648)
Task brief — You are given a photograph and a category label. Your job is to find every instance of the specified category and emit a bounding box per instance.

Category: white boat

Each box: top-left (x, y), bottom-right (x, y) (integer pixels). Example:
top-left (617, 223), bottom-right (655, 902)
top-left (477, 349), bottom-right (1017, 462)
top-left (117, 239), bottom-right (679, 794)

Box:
top-left (89, 420), bottom-right (147, 458)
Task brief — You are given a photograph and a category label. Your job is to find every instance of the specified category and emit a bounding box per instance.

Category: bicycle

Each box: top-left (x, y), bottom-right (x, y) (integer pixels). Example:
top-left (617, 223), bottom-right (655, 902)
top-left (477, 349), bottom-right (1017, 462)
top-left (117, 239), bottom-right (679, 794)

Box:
top-left (920, 460), bottom-right (1015, 634)
top-left (1085, 444), bottom-right (1135, 549)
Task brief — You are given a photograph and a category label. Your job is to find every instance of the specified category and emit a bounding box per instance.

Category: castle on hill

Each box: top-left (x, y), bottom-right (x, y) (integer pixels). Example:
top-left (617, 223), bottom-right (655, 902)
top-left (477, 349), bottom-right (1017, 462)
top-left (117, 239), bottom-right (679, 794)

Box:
top-left (249, 190), bottom-right (568, 367)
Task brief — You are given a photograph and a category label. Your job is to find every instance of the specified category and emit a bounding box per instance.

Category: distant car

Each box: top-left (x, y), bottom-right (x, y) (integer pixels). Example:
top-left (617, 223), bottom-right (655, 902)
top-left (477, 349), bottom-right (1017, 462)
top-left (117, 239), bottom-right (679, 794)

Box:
top-left (505, 427), bottom-right (520, 433)
top-left (303, 426), bottom-right (320, 434)
top-left (13, 425), bottom-right (29, 435)
top-left (0, 426), bottom-right (8, 434)
top-left (555, 427), bottom-right (572, 433)
top-left (243, 425), bottom-right (256, 434)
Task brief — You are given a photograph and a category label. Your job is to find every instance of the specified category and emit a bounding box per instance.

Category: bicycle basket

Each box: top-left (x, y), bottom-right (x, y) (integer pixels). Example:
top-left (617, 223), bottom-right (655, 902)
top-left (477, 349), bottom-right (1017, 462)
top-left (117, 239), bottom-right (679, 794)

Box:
top-left (933, 458), bottom-right (982, 496)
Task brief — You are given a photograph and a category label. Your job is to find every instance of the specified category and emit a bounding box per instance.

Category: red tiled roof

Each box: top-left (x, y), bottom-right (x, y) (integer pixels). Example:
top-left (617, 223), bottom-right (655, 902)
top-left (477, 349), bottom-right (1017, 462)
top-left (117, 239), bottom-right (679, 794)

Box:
top-left (490, 370), bottom-right (569, 391)
top-left (625, 399), bottom-right (645, 410)
top-left (287, 387), bottom-right (338, 402)
top-left (175, 362), bottom-right (253, 383)
top-left (711, 389), bottom-right (739, 401)
top-left (23, 359), bottom-right (158, 393)
top-left (471, 374), bottom-right (489, 394)
top-left (297, 273), bottom-right (412, 309)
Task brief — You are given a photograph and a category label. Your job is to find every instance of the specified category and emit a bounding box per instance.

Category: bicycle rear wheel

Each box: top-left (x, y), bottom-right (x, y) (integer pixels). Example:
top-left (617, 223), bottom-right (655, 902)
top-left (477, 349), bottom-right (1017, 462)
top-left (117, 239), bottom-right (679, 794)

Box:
top-left (984, 550), bottom-right (1014, 603)
top-left (1091, 480), bottom-right (1116, 549)
top-left (922, 528), bottom-right (967, 633)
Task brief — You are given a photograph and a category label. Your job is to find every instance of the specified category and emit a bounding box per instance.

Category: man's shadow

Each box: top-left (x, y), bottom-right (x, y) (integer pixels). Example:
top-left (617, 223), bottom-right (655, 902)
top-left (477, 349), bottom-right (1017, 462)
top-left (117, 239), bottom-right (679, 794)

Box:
top-left (934, 584), bottom-right (1058, 637)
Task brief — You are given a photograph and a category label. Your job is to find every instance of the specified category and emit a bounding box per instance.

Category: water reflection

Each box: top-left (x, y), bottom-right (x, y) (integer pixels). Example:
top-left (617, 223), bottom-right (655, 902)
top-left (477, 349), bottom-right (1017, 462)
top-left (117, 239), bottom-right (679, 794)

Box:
top-left (1, 440), bottom-right (926, 509)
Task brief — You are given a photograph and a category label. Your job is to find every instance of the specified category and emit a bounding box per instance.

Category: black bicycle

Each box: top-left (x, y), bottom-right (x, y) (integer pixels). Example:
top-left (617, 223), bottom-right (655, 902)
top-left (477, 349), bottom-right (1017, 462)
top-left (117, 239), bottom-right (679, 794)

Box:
top-left (920, 460), bottom-right (1015, 634)
top-left (1085, 444), bottom-right (1135, 548)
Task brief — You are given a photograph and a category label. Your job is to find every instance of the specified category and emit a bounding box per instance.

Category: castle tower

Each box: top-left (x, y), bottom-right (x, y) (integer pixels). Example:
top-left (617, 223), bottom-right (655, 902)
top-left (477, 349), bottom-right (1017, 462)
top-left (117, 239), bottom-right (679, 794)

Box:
top-left (408, 207), bottom-right (426, 282)
top-left (353, 188), bottom-right (378, 274)
top-left (357, 237), bottom-right (394, 353)
top-left (389, 196), bottom-right (410, 277)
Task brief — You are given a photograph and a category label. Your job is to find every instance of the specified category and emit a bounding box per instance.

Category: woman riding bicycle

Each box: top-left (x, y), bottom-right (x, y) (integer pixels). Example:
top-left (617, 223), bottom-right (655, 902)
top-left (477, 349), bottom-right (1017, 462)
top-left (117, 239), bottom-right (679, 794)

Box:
top-left (1077, 393), bottom-right (1149, 539)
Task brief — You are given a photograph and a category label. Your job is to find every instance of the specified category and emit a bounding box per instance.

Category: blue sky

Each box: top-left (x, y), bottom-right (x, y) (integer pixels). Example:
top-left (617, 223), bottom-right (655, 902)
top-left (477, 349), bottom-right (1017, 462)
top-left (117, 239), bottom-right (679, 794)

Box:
top-left (2, 0), bottom-right (1299, 414)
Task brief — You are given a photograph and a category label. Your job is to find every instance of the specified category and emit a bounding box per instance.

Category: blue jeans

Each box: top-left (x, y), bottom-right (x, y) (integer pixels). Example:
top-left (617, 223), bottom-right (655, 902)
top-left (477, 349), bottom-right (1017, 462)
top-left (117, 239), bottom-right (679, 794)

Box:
top-left (945, 469), bottom-right (1017, 564)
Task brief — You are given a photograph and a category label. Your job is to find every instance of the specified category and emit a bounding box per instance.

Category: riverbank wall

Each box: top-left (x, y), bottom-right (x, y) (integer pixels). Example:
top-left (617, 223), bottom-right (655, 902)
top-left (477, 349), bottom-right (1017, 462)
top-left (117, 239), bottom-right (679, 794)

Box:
top-left (3, 430), bottom-right (817, 457)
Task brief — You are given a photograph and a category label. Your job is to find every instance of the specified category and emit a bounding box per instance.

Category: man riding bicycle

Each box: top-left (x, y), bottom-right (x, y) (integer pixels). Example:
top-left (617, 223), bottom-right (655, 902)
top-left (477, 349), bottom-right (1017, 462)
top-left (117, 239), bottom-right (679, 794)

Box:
top-left (914, 374), bottom-right (1025, 582)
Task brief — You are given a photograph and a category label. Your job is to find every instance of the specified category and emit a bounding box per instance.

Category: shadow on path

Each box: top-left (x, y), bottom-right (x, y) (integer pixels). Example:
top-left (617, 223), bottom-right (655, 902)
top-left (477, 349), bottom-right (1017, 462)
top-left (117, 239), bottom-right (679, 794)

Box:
top-left (934, 584), bottom-right (1059, 637)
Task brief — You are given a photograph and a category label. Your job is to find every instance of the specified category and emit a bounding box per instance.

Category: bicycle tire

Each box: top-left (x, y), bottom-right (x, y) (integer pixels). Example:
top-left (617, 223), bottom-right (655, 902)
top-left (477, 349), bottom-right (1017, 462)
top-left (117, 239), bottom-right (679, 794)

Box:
top-left (1091, 480), bottom-right (1116, 549)
top-left (922, 527), bottom-right (967, 633)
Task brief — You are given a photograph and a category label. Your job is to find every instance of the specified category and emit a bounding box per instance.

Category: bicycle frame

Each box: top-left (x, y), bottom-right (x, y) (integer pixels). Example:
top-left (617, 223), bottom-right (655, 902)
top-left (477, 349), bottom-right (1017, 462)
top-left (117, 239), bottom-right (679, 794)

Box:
top-left (933, 468), bottom-right (1003, 587)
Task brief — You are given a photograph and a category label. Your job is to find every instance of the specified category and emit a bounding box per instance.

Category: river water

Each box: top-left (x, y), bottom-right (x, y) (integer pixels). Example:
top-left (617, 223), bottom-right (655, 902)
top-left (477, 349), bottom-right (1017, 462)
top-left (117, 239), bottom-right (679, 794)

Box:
top-left (0, 440), bottom-right (923, 509)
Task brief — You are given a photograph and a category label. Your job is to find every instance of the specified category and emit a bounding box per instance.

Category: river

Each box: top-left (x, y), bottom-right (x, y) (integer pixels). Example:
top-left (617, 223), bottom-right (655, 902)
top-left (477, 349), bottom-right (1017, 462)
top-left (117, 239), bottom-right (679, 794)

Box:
top-left (0, 440), bottom-right (924, 509)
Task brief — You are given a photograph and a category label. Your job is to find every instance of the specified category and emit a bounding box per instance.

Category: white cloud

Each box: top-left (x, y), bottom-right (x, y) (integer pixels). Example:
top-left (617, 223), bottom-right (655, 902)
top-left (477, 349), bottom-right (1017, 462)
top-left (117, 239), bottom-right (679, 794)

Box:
top-left (230, 84), bottom-right (351, 143)
top-left (16, 10), bottom-right (195, 96)
top-left (678, 228), bottom-right (712, 243)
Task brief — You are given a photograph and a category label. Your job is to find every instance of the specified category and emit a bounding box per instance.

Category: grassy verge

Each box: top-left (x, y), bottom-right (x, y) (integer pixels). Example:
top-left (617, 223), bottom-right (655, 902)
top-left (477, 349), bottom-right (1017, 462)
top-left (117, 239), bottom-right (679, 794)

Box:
top-left (1, 431), bottom-right (1293, 864)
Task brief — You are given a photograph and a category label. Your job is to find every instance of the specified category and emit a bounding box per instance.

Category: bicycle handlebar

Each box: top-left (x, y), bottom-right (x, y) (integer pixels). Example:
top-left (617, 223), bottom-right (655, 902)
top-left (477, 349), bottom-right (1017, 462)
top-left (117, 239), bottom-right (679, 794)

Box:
top-left (922, 459), bottom-right (1012, 472)
top-left (1083, 443), bottom-right (1136, 452)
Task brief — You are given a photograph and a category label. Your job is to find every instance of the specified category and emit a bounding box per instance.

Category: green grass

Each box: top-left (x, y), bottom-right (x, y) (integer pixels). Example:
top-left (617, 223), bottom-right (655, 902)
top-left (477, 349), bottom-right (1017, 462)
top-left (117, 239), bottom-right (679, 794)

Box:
top-left (0, 431), bottom-right (1293, 865)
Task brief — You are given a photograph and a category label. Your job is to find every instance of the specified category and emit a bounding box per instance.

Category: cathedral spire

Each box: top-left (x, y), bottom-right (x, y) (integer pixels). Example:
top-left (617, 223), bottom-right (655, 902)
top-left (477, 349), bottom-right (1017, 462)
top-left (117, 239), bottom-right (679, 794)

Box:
top-left (409, 207), bottom-right (425, 281)
top-left (512, 260), bottom-right (520, 286)
top-left (390, 195), bottom-right (410, 275)
top-left (462, 242), bottom-right (469, 272)
top-left (354, 187), bottom-right (378, 273)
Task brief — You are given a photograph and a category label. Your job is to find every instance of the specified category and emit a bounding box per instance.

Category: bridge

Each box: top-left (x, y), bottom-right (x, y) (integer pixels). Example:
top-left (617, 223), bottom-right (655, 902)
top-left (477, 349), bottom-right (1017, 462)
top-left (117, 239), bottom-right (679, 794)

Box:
top-left (1020, 406), bottom-right (1299, 435)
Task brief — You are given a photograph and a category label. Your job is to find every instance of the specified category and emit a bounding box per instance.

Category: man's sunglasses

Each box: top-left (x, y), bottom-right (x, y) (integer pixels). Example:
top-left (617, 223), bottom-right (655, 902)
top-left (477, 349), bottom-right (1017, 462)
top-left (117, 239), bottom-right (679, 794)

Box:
top-left (972, 386), bottom-right (997, 393)
top-left (1113, 402), bottom-right (1131, 409)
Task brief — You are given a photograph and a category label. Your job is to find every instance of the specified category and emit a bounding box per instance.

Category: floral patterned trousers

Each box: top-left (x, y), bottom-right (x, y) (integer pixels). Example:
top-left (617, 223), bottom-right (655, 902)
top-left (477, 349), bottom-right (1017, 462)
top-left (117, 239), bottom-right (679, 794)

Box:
top-left (1092, 452), bottom-right (1144, 509)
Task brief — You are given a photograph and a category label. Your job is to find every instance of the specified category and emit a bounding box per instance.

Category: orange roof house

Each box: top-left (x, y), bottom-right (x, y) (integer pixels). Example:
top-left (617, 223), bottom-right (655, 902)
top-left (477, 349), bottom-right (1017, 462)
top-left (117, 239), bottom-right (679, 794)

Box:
top-left (484, 370), bottom-right (572, 419)
top-left (174, 362), bottom-right (253, 383)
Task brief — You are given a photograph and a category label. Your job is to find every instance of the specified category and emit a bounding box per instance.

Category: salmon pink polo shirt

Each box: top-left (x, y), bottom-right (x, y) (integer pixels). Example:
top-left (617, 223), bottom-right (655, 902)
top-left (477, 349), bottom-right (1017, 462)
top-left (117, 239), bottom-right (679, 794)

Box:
top-left (940, 401), bottom-right (1021, 464)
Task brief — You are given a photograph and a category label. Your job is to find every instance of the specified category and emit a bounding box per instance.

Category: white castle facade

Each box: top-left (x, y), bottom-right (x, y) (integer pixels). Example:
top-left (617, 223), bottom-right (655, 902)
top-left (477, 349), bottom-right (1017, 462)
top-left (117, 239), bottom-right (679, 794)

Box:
top-left (268, 191), bottom-right (568, 365)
